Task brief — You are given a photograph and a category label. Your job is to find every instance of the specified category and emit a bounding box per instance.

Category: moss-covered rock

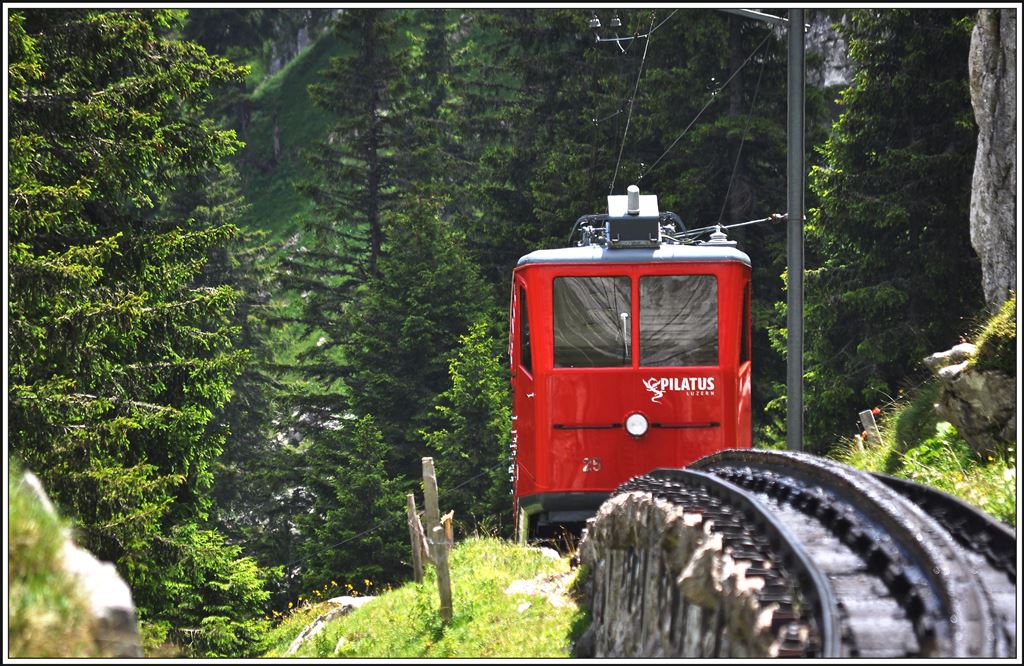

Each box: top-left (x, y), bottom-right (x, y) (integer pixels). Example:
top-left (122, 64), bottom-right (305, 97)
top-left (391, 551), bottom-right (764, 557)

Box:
top-left (972, 293), bottom-right (1016, 374)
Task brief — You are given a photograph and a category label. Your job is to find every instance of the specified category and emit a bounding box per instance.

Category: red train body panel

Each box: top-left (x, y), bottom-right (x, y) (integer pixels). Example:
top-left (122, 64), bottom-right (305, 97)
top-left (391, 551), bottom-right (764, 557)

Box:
top-left (509, 212), bottom-right (753, 540)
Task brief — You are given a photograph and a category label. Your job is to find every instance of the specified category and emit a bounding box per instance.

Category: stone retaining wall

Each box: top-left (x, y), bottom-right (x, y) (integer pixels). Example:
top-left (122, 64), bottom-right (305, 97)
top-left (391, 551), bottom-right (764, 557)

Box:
top-left (576, 492), bottom-right (784, 658)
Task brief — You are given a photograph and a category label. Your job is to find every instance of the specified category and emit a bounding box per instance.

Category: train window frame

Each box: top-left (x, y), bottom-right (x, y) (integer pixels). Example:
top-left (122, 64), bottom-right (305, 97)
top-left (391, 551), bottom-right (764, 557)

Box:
top-left (638, 274), bottom-right (719, 367)
top-left (552, 275), bottom-right (633, 368)
top-left (518, 285), bottom-right (533, 374)
top-left (740, 282), bottom-right (751, 365)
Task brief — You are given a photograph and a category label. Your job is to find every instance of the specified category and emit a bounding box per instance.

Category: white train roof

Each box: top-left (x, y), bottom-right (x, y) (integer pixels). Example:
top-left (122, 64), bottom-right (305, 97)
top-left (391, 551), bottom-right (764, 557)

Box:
top-left (516, 244), bottom-right (751, 267)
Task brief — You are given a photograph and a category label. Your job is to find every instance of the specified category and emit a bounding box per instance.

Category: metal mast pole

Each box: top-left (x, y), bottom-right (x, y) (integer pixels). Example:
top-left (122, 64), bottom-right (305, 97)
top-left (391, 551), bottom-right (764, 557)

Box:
top-left (786, 9), bottom-right (805, 451)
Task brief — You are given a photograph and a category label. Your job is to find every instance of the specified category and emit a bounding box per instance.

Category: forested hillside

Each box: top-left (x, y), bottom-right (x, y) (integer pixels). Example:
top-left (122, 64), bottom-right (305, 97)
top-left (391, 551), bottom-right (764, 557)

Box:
top-left (7, 8), bottom-right (1011, 657)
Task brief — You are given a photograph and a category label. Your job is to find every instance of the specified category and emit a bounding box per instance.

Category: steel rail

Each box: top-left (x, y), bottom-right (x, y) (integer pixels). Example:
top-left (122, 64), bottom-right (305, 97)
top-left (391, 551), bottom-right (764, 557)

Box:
top-left (870, 472), bottom-right (1016, 580)
top-left (692, 449), bottom-right (1003, 658)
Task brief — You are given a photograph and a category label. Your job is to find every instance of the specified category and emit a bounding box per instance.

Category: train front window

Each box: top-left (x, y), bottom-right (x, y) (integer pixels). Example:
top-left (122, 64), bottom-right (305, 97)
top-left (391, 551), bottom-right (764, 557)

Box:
top-left (553, 276), bottom-right (632, 367)
top-left (640, 275), bottom-right (718, 366)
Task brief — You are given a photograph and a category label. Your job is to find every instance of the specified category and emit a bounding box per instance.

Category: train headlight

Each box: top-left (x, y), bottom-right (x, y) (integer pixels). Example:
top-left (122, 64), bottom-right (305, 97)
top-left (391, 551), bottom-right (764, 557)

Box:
top-left (625, 412), bottom-right (649, 438)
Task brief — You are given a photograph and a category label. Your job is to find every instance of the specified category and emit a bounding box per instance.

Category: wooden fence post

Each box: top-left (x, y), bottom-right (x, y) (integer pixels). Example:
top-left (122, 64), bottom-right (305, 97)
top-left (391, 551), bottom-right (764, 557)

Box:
top-left (406, 493), bottom-right (424, 583)
top-left (422, 457), bottom-right (441, 535)
top-left (441, 510), bottom-right (454, 551)
top-left (431, 525), bottom-right (453, 624)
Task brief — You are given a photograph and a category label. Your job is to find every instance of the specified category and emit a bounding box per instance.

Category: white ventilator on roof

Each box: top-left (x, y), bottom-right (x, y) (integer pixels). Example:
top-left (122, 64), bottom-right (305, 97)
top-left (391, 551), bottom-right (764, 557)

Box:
top-left (608, 184), bottom-right (659, 217)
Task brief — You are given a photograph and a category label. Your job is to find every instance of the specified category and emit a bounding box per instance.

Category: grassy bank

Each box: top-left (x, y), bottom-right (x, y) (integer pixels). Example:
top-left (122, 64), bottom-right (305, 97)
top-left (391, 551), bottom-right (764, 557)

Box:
top-left (833, 297), bottom-right (1017, 526)
top-left (236, 30), bottom-right (344, 240)
top-left (263, 537), bottom-right (588, 658)
top-left (832, 379), bottom-right (1016, 526)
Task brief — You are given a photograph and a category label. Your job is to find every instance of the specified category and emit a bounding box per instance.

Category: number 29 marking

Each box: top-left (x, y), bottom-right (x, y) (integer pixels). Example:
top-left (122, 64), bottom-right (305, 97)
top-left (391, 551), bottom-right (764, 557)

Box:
top-left (582, 457), bottom-right (602, 472)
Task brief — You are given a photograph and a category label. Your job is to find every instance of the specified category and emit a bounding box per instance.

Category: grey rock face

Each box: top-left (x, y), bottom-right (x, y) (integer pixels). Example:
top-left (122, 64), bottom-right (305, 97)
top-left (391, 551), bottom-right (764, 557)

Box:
top-left (269, 10), bottom-right (344, 75)
top-left (926, 345), bottom-right (1016, 456)
top-left (969, 9), bottom-right (1017, 309)
top-left (60, 541), bottom-right (144, 658)
top-left (21, 471), bottom-right (144, 658)
top-left (805, 11), bottom-right (854, 89)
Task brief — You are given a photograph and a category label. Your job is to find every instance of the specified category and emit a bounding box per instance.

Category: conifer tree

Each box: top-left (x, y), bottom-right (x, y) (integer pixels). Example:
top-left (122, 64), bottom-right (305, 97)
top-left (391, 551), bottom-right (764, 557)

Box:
top-left (422, 316), bottom-right (513, 536)
top-left (803, 9), bottom-right (981, 450)
top-left (299, 415), bottom-right (407, 588)
top-left (340, 200), bottom-right (493, 474)
top-left (8, 9), bottom-right (273, 653)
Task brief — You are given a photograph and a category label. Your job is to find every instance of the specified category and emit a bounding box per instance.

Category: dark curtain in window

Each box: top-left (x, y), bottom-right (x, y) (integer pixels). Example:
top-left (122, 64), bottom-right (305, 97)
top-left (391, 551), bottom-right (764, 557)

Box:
top-left (553, 277), bottom-right (631, 367)
top-left (519, 286), bottom-right (532, 372)
top-left (640, 275), bottom-right (718, 366)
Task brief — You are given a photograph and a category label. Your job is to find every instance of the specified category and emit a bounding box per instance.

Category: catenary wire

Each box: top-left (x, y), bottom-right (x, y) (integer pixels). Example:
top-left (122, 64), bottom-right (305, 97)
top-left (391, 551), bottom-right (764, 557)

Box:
top-left (639, 29), bottom-right (773, 184)
top-left (609, 11), bottom-right (657, 195)
top-left (716, 50), bottom-right (768, 225)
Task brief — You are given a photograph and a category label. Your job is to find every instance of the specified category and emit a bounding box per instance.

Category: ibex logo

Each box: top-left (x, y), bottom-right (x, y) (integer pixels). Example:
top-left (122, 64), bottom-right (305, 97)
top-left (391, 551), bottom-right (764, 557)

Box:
top-left (643, 377), bottom-right (716, 404)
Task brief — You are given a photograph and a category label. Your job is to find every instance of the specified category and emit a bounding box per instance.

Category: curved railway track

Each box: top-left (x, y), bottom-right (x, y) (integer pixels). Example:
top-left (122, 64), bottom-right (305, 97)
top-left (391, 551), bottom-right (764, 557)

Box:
top-left (594, 450), bottom-right (1017, 658)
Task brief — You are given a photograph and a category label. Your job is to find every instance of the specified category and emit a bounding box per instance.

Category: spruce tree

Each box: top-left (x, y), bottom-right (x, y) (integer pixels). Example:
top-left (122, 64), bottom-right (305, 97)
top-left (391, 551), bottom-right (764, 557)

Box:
top-left (341, 200), bottom-right (493, 474)
top-left (8, 9), bottom-right (273, 653)
top-left (803, 9), bottom-right (982, 450)
top-left (299, 415), bottom-right (407, 588)
top-left (422, 316), bottom-right (513, 536)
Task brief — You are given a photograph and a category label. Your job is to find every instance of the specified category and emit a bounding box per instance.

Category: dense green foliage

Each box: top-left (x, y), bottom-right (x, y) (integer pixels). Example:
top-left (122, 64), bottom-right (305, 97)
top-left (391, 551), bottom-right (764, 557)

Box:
top-left (298, 414), bottom-right (407, 590)
top-left (264, 538), bottom-right (585, 658)
top-left (423, 318), bottom-right (515, 534)
top-left (9, 7), bottom-right (1010, 658)
top-left (8, 9), bottom-right (273, 656)
top-left (803, 9), bottom-right (983, 451)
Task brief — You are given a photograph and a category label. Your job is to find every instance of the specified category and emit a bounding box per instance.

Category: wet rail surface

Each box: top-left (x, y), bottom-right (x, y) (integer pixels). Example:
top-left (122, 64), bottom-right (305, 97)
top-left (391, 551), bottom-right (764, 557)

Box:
top-left (599, 450), bottom-right (1016, 658)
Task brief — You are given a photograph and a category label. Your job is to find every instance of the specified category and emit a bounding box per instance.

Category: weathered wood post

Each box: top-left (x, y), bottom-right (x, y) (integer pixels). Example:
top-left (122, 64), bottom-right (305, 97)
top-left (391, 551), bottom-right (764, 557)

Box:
top-left (406, 493), bottom-right (424, 583)
top-left (422, 457), bottom-right (441, 535)
top-left (441, 510), bottom-right (454, 550)
top-left (431, 525), bottom-right (453, 624)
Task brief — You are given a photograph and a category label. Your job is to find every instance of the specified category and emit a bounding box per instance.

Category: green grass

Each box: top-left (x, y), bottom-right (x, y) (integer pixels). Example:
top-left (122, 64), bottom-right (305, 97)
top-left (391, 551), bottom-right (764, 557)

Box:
top-left (263, 537), bottom-right (588, 658)
top-left (832, 381), bottom-right (1017, 527)
top-left (8, 465), bottom-right (97, 657)
top-left (232, 29), bottom-right (349, 359)
top-left (834, 297), bottom-right (1018, 526)
top-left (972, 292), bottom-right (1016, 374)
top-left (236, 29), bottom-right (347, 241)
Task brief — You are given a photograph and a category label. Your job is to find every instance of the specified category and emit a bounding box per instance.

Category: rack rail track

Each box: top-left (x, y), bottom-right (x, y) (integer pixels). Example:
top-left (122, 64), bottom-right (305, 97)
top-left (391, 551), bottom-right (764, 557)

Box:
top-left (588, 449), bottom-right (1017, 658)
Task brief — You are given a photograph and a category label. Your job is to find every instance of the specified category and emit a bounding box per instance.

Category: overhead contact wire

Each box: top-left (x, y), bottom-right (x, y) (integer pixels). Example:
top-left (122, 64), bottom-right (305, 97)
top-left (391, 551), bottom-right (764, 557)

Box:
top-left (639, 30), bottom-right (773, 183)
top-left (609, 11), bottom-right (657, 196)
top-left (716, 51), bottom-right (767, 225)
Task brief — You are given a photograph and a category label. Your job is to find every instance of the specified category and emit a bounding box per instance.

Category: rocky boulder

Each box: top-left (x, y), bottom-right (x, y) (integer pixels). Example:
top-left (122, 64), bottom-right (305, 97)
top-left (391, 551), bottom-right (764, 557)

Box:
top-left (284, 595), bottom-right (374, 656)
top-left (924, 343), bottom-right (1016, 457)
top-left (20, 471), bottom-right (144, 658)
top-left (577, 492), bottom-right (783, 658)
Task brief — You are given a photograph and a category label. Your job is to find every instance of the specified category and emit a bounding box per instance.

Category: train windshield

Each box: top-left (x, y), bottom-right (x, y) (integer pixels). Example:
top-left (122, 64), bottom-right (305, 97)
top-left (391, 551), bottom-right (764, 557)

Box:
top-left (640, 275), bottom-right (718, 366)
top-left (553, 276), bottom-right (631, 367)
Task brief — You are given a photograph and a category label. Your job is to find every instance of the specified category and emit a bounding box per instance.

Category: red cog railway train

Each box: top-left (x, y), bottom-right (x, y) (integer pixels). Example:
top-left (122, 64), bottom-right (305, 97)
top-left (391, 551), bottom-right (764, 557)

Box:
top-left (509, 187), bottom-right (753, 542)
